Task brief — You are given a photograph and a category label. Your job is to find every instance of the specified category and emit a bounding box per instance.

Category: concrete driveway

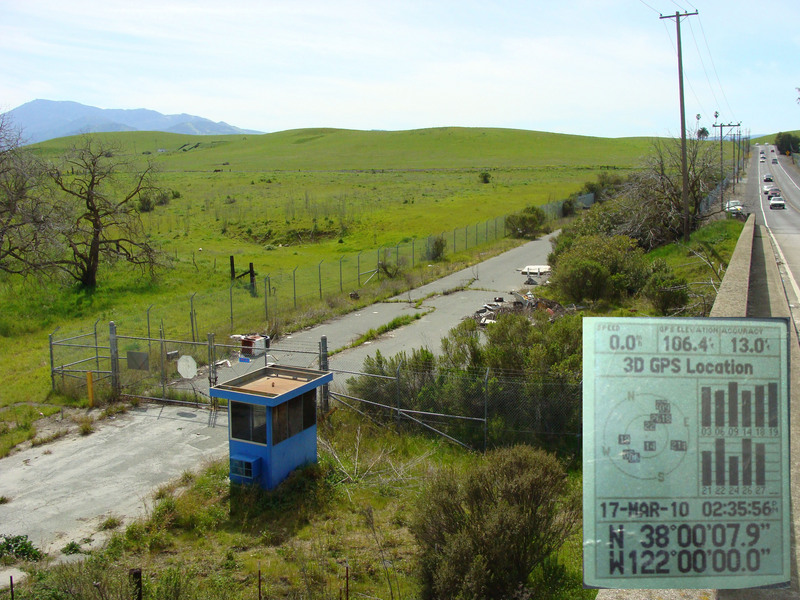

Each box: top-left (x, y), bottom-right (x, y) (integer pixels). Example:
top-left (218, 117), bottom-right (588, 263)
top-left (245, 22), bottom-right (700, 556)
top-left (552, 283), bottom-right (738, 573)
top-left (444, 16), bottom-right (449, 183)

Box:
top-left (0, 404), bottom-right (228, 584)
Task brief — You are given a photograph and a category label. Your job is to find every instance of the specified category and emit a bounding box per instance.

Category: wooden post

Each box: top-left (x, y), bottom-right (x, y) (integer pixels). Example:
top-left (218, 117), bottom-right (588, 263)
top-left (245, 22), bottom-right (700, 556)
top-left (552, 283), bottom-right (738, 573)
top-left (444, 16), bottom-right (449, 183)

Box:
top-left (129, 568), bottom-right (142, 600)
top-left (87, 371), bottom-right (94, 408)
top-left (249, 263), bottom-right (256, 296)
top-left (230, 256), bottom-right (235, 280)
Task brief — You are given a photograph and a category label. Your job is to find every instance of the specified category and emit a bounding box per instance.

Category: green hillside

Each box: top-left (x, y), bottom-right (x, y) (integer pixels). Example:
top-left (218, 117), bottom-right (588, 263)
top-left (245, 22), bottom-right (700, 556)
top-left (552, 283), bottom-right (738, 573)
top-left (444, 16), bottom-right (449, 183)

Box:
top-left (34, 127), bottom-right (656, 171)
top-left (0, 126), bottom-right (661, 433)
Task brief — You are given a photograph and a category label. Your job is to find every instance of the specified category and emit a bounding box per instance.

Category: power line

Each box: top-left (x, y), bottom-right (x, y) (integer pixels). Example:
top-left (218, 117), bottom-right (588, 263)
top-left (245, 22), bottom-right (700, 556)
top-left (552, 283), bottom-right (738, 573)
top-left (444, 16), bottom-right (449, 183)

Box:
top-left (696, 15), bottom-right (737, 121)
top-left (686, 19), bottom-right (720, 120)
top-left (637, 0), bottom-right (661, 15)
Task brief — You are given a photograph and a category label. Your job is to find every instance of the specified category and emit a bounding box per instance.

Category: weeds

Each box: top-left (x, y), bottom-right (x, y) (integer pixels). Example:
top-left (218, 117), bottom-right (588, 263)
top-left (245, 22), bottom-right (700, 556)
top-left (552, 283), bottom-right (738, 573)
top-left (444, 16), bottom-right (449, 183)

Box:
top-left (31, 428), bottom-right (68, 446)
top-left (0, 534), bottom-right (43, 562)
top-left (100, 516), bottom-right (123, 530)
top-left (62, 540), bottom-right (83, 555)
top-left (75, 414), bottom-right (95, 436)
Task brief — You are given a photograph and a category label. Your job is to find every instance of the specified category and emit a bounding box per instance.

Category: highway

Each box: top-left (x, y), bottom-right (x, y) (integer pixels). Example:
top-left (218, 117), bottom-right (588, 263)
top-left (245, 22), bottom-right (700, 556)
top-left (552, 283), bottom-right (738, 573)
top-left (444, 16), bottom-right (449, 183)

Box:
top-left (750, 145), bottom-right (800, 333)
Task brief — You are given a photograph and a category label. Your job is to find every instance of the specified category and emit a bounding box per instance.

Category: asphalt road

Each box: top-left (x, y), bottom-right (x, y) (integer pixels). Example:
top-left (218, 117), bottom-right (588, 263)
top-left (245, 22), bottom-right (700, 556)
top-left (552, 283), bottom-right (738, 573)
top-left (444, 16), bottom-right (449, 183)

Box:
top-left (752, 146), bottom-right (800, 337)
top-left (276, 231), bottom-right (559, 378)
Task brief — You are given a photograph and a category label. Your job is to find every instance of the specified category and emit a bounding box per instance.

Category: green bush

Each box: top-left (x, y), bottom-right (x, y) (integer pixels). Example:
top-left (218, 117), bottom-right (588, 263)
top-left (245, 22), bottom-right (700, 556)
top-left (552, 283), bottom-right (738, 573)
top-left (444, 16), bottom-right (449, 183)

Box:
top-left (550, 234), bottom-right (649, 302)
top-left (506, 205), bottom-right (547, 238)
top-left (550, 257), bottom-right (610, 302)
top-left (411, 445), bottom-right (580, 600)
top-left (643, 259), bottom-right (689, 315)
top-left (427, 235), bottom-right (447, 261)
top-left (0, 534), bottom-right (43, 561)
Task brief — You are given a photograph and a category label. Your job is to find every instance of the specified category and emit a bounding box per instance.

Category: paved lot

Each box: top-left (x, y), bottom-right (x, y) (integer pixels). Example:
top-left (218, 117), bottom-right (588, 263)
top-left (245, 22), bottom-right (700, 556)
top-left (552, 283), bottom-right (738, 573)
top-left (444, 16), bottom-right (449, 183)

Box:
top-left (0, 404), bottom-right (229, 585)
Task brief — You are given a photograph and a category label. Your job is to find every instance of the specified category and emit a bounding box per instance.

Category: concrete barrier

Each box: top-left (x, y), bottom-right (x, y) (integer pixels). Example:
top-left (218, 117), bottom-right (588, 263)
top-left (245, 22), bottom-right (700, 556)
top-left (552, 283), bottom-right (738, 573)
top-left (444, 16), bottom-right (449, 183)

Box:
top-left (596, 215), bottom-right (800, 600)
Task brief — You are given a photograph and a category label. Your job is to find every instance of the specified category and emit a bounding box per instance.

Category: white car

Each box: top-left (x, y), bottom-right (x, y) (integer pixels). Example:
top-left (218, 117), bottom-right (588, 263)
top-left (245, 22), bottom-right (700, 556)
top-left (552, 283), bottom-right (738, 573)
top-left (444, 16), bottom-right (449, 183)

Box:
top-left (769, 196), bottom-right (786, 210)
top-left (725, 200), bottom-right (744, 214)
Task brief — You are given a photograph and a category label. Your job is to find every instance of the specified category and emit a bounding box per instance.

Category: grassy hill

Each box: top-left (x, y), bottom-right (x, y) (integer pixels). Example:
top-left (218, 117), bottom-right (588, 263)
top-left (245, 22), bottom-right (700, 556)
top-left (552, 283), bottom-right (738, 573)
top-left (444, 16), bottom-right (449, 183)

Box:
top-left (0, 127), bottom-right (659, 449)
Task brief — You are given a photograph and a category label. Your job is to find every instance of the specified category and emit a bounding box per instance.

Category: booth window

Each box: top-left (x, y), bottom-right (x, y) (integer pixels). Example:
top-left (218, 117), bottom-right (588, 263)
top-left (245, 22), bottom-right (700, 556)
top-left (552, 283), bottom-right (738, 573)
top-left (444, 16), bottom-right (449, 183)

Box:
top-left (230, 401), bottom-right (267, 444)
top-left (273, 390), bottom-right (317, 445)
top-left (231, 458), bottom-right (253, 479)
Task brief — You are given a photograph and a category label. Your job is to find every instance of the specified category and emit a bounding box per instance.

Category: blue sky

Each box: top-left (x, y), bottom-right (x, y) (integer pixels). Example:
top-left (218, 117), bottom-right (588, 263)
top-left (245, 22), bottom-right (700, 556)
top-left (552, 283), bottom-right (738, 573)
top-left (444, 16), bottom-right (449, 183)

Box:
top-left (1, 0), bottom-right (798, 138)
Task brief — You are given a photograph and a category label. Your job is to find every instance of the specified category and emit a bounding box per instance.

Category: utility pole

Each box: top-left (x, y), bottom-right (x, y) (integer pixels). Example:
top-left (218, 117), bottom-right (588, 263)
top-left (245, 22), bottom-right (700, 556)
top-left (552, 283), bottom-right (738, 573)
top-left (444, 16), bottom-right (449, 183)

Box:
top-left (661, 10), bottom-right (697, 242)
top-left (712, 121), bottom-right (741, 210)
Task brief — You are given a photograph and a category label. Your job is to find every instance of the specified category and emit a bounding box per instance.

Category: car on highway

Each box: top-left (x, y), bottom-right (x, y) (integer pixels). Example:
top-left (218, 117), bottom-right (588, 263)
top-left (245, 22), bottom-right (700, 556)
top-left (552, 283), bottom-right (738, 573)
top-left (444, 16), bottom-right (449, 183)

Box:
top-left (767, 188), bottom-right (782, 198)
top-left (772, 158), bottom-right (778, 164)
top-left (763, 174), bottom-right (774, 182)
top-left (760, 157), bottom-right (766, 163)
top-left (764, 184), bottom-right (778, 194)
top-left (769, 196), bottom-right (786, 210)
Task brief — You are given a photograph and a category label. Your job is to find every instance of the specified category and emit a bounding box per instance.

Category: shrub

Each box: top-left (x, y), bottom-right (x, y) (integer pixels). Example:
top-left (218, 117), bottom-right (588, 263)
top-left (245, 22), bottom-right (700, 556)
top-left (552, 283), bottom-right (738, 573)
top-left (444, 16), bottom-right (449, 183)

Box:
top-left (550, 234), bottom-right (649, 302)
top-left (0, 534), bottom-right (43, 561)
top-left (427, 235), bottom-right (446, 261)
top-left (506, 205), bottom-right (547, 238)
top-left (550, 258), bottom-right (610, 302)
top-left (411, 445), bottom-right (580, 599)
top-left (137, 193), bottom-right (154, 213)
top-left (643, 258), bottom-right (689, 315)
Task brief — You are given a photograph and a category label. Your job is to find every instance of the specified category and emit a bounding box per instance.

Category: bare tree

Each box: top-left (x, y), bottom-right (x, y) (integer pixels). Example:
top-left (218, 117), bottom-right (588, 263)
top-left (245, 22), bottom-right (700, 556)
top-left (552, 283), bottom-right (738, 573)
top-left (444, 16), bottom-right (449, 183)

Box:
top-left (0, 113), bottom-right (54, 276)
top-left (616, 135), bottom-right (719, 248)
top-left (46, 136), bottom-right (164, 288)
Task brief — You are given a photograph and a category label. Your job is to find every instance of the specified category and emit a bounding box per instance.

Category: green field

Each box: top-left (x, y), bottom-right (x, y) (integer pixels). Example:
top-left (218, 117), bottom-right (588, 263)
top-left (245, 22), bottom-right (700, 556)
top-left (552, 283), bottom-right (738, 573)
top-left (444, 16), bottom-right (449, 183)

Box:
top-left (1, 127), bottom-right (658, 442)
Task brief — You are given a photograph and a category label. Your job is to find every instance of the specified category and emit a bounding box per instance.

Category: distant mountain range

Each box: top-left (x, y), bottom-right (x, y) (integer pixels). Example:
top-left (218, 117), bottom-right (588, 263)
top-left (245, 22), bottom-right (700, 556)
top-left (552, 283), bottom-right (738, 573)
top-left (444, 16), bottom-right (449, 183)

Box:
top-left (4, 99), bottom-right (263, 145)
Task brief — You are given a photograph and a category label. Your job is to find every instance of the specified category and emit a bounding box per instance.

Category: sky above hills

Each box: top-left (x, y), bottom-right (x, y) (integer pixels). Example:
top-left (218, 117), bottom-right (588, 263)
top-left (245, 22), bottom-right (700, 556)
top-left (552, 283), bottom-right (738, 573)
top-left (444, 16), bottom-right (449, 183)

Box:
top-left (2, 0), bottom-right (798, 139)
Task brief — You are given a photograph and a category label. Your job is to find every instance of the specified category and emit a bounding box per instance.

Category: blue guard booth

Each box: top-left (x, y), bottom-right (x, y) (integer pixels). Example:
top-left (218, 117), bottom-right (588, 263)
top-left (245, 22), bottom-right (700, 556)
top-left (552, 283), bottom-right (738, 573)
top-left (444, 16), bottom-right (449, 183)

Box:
top-left (210, 365), bottom-right (333, 490)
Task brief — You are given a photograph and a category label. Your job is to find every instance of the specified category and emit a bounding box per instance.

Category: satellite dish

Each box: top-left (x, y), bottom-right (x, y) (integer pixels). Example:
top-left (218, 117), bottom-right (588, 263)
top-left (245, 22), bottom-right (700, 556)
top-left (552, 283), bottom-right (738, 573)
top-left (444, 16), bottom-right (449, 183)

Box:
top-left (177, 355), bottom-right (198, 379)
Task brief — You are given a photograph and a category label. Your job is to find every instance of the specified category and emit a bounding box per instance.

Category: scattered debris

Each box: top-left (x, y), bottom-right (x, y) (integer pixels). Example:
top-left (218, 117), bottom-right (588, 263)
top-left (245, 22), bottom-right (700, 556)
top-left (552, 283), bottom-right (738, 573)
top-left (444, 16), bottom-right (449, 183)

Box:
top-left (468, 290), bottom-right (576, 326)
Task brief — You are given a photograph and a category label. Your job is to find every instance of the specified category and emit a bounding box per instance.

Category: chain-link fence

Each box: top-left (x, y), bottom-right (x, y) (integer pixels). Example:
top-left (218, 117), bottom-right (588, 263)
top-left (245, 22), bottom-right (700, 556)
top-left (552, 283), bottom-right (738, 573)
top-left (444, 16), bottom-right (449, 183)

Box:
top-left (336, 363), bottom-right (581, 452)
top-left (88, 196), bottom-right (589, 345)
top-left (51, 324), bottom-right (580, 452)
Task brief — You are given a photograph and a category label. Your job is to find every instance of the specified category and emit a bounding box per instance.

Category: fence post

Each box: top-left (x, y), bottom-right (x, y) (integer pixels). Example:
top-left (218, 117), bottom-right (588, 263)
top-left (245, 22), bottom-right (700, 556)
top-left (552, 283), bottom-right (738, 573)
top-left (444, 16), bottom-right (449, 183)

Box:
top-left (319, 336), bottom-right (329, 414)
top-left (264, 275), bottom-right (269, 329)
top-left (318, 260), bottom-right (323, 300)
top-left (109, 321), bottom-right (120, 400)
top-left (160, 323), bottom-right (167, 400)
top-left (207, 332), bottom-right (216, 389)
top-left (49, 330), bottom-right (57, 391)
top-left (293, 266), bottom-right (298, 309)
top-left (146, 305), bottom-right (153, 353)
top-left (129, 568), bottom-right (142, 600)
top-left (396, 362), bottom-right (403, 427)
top-left (484, 367), bottom-right (490, 453)
top-left (229, 283), bottom-right (234, 332)
top-left (93, 318), bottom-right (101, 372)
top-left (189, 292), bottom-right (197, 343)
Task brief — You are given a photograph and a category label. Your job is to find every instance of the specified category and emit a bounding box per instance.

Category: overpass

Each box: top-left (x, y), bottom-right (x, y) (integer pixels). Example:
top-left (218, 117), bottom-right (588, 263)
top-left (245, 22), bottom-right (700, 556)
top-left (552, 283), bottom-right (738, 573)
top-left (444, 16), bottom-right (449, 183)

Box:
top-left (597, 213), bottom-right (800, 599)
